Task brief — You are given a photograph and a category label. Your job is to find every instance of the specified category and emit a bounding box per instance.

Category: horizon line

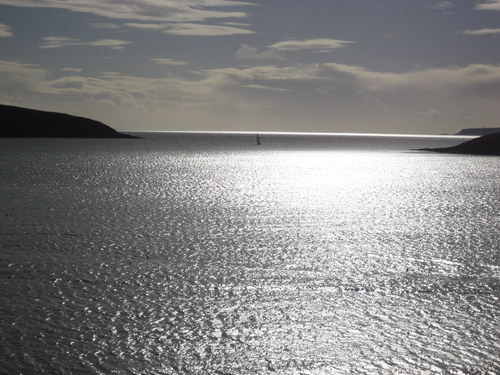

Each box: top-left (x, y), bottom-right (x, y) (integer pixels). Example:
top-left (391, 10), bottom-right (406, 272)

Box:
top-left (119, 130), bottom-right (477, 139)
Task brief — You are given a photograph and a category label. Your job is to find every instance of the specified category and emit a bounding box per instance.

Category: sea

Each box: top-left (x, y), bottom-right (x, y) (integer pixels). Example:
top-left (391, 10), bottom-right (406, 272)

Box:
top-left (0, 132), bottom-right (498, 375)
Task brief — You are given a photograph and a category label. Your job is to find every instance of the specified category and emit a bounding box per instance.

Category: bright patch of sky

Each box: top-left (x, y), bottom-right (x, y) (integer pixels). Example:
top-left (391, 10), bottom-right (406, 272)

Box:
top-left (0, 0), bottom-right (499, 133)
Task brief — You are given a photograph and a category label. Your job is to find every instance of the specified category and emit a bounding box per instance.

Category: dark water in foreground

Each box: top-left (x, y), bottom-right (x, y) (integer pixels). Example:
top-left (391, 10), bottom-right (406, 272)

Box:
top-left (0, 133), bottom-right (499, 374)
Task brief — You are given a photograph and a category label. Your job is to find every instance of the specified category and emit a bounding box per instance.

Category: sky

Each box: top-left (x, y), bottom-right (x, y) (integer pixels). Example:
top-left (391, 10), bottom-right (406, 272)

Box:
top-left (1, 0), bottom-right (500, 134)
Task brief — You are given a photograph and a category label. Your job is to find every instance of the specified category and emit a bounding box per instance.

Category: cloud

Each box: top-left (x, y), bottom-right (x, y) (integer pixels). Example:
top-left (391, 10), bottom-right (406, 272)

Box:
top-left (62, 67), bottom-right (83, 73)
top-left (5, 58), bottom-right (500, 104)
top-left (0, 61), bottom-right (47, 100)
top-left (163, 23), bottom-right (254, 36)
top-left (235, 44), bottom-right (284, 60)
top-left (125, 22), bottom-right (253, 36)
top-left (0, 23), bottom-right (13, 38)
top-left (475, 0), bottom-right (500, 11)
top-left (268, 39), bottom-right (354, 52)
top-left (0, 1), bottom-right (256, 39)
top-left (0, 0), bottom-right (254, 22)
top-left (243, 84), bottom-right (290, 92)
top-left (3, 58), bottom-right (500, 133)
top-left (425, 1), bottom-right (454, 10)
top-left (39, 36), bottom-right (132, 50)
top-left (124, 23), bottom-right (166, 31)
top-left (151, 58), bottom-right (187, 66)
top-left (460, 28), bottom-right (500, 35)
top-left (85, 39), bottom-right (132, 49)
top-left (418, 109), bottom-right (443, 118)
top-left (88, 22), bottom-right (120, 29)
top-left (201, 62), bottom-right (500, 106)
top-left (319, 63), bottom-right (500, 96)
top-left (222, 22), bottom-right (251, 27)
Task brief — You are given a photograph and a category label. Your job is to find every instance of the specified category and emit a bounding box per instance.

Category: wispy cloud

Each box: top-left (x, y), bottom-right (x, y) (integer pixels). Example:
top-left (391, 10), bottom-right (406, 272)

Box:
top-left (425, 1), bottom-right (454, 10)
top-left (460, 28), bottom-right (500, 35)
top-left (85, 39), bottom-right (132, 49)
top-left (0, 0), bottom-right (254, 22)
top-left (39, 36), bottom-right (78, 49)
top-left (151, 58), bottom-right (187, 66)
top-left (268, 39), bottom-right (354, 52)
top-left (5, 59), bottom-right (500, 104)
top-left (0, 1), bottom-right (256, 38)
top-left (418, 109), bottom-right (443, 118)
top-left (88, 22), bottom-right (120, 30)
top-left (0, 23), bottom-right (13, 38)
top-left (475, 0), bottom-right (500, 11)
top-left (125, 22), bottom-right (253, 36)
top-left (164, 23), bottom-right (254, 36)
top-left (201, 62), bottom-right (500, 104)
top-left (123, 23), bottom-right (166, 31)
top-left (62, 67), bottom-right (83, 73)
top-left (243, 84), bottom-right (290, 92)
top-left (40, 36), bottom-right (132, 50)
top-left (3, 59), bottom-right (500, 132)
top-left (235, 44), bottom-right (284, 60)
top-left (0, 61), bottom-right (47, 98)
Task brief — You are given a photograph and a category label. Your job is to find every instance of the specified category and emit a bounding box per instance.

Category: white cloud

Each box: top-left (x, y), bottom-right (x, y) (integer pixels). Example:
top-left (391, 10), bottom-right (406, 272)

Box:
top-left (460, 28), bottom-right (500, 35)
top-left (39, 36), bottom-right (78, 48)
top-left (418, 109), bottom-right (443, 118)
top-left (163, 23), bottom-right (254, 36)
top-left (0, 1), bottom-right (256, 39)
top-left (151, 58), bottom-right (187, 66)
top-left (125, 22), bottom-right (253, 36)
top-left (3, 59), bottom-right (500, 133)
top-left (222, 22), bottom-right (251, 27)
top-left (124, 23), bottom-right (166, 31)
top-left (425, 1), bottom-right (454, 10)
top-left (319, 63), bottom-right (500, 96)
top-left (268, 39), bottom-right (354, 52)
top-left (40, 36), bottom-right (132, 50)
top-left (5, 59), bottom-right (500, 104)
top-left (39, 71), bottom-right (222, 109)
top-left (62, 67), bottom-right (83, 73)
top-left (0, 61), bottom-right (47, 100)
top-left (0, 23), bottom-right (13, 38)
top-left (476, 0), bottom-right (500, 11)
top-left (85, 39), bottom-right (132, 49)
top-left (243, 84), bottom-right (290, 92)
top-left (0, 0), bottom-right (254, 22)
top-left (235, 44), bottom-right (284, 60)
top-left (88, 22), bottom-right (120, 29)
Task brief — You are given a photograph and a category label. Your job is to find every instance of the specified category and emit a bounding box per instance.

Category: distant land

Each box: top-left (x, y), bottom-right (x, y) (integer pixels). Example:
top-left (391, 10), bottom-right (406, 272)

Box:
top-left (452, 127), bottom-right (500, 136)
top-left (421, 132), bottom-right (500, 156)
top-left (0, 104), bottom-right (137, 138)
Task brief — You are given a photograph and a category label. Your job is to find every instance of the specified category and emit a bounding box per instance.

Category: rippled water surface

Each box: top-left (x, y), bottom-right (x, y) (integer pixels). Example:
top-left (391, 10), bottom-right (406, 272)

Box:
top-left (0, 134), bottom-right (499, 374)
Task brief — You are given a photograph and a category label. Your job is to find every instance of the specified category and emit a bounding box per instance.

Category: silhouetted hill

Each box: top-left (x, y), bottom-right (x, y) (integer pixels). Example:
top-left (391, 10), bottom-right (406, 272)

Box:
top-left (0, 104), bottom-right (137, 138)
top-left (421, 132), bottom-right (500, 156)
top-left (454, 127), bottom-right (500, 136)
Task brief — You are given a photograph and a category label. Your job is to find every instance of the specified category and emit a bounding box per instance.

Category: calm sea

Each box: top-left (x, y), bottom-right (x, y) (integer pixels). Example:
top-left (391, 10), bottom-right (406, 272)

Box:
top-left (0, 133), bottom-right (498, 375)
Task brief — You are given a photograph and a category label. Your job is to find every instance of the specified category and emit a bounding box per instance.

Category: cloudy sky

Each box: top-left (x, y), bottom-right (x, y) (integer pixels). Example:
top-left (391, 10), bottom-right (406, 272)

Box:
top-left (1, 0), bottom-right (500, 134)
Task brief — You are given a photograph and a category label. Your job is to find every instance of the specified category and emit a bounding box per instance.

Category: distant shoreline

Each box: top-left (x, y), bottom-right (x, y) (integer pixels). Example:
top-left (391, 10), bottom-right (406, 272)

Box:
top-left (452, 127), bottom-right (500, 136)
top-left (420, 132), bottom-right (500, 156)
top-left (0, 104), bottom-right (138, 139)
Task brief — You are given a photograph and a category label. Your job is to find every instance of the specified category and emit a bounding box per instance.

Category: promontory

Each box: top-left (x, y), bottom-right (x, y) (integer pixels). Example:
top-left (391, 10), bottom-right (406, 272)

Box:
top-left (0, 104), bottom-right (137, 138)
top-left (422, 132), bottom-right (500, 156)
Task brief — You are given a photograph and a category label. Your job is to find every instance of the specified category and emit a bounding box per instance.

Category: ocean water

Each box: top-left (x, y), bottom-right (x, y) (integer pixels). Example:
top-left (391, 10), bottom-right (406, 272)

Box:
top-left (0, 133), bottom-right (498, 375)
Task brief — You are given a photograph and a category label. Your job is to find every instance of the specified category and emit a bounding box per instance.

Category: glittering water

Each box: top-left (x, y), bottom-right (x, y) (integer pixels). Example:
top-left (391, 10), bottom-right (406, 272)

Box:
top-left (0, 133), bottom-right (499, 374)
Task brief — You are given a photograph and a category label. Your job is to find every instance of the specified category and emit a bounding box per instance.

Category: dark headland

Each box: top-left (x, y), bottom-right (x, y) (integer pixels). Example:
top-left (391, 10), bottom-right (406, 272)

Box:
top-left (0, 104), bottom-right (137, 138)
top-left (421, 132), bottom-right (500, 156)
top-left (453, 127), bottom-right (500, 136)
